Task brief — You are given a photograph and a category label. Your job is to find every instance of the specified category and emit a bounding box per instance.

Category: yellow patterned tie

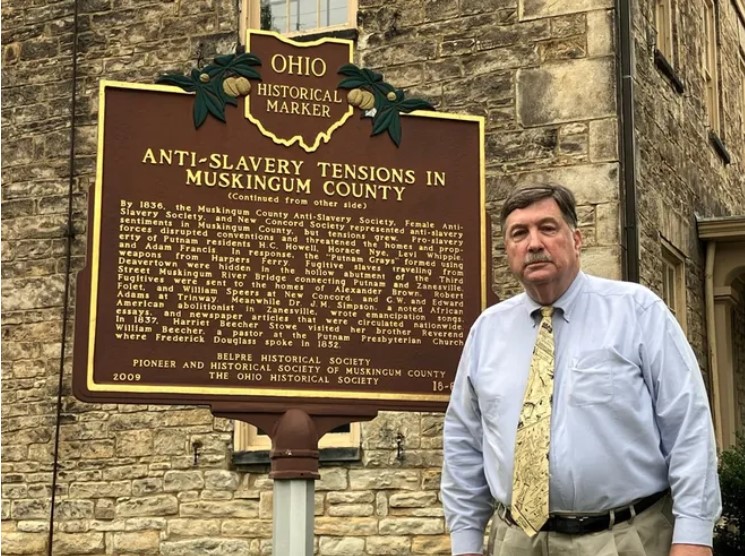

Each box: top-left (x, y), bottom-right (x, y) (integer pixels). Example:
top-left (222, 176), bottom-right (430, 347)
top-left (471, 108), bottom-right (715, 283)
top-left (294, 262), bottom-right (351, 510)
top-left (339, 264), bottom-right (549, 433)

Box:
top-left (511, 306), bottom-right (555, 537)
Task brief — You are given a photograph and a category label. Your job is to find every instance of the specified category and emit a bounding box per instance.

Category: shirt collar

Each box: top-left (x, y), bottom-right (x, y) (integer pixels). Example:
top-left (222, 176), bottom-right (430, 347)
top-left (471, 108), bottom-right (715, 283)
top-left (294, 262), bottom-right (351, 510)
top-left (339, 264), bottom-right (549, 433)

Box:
top-left (523, 271), bottom-right (586, 324)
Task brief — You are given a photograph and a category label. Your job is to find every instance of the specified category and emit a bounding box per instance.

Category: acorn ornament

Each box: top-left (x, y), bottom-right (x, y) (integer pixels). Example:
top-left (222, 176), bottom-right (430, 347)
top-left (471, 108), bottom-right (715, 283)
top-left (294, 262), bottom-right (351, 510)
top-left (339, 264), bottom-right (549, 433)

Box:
top-left (347, 88), bottom-right (375, 110)
top-left (223, 76), bottom-right (252, 97)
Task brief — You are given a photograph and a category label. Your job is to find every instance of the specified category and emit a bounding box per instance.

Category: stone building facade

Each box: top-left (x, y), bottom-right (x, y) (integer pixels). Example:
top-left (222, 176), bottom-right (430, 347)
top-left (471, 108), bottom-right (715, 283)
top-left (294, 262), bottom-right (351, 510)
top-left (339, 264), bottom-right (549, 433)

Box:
top-left (2, 0), bottom-right (743, 555)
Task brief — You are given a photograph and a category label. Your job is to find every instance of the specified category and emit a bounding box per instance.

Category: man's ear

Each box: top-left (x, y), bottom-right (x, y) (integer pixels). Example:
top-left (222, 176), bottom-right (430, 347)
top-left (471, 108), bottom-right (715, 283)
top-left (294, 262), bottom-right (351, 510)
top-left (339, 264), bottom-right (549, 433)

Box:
top-left (573, 228), bottom-right (582, 253)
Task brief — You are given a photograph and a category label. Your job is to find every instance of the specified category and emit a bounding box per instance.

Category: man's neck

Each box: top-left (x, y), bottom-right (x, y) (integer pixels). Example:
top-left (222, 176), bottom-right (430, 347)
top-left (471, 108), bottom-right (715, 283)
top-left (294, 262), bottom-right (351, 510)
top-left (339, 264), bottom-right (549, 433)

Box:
top-left (523, 270), bottom-right (580, 305)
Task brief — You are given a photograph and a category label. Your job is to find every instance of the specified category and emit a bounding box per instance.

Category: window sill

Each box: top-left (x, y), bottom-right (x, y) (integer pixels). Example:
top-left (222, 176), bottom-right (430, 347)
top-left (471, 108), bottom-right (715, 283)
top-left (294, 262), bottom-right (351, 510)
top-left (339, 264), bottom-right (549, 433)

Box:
top-left (654, 49), bottom-right (685, 94)
top-left (709, 130), bottom-right (731, 164)
top-left (287, 27), bottom-right (359, 43)
top-left (232, 446), bottom-right (362, 469)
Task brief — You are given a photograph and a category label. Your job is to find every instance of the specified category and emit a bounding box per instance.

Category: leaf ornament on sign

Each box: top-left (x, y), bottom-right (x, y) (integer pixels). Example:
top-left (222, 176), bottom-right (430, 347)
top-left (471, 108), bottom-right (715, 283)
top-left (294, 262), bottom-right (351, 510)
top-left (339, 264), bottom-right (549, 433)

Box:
top-left (157, 53), bottom-right (262, 128)
top-left (337, 63), bottom-right (434, 147)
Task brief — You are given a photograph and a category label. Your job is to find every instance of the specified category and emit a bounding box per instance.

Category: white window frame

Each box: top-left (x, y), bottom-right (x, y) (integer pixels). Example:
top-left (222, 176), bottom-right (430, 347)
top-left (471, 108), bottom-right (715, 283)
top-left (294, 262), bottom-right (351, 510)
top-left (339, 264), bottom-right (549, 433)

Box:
top-left (654, 0), bottom-right (675, 61)
top-left (661, 238), bottom-right (688, 332)
top-left (234, 420), bottom-right (361, 452)
top-left (702, 0), bottom-right (721, 134)
top-left (740, 56), bottom-right (745, 164)
top-left (240, 0), bottom-right (357, 40)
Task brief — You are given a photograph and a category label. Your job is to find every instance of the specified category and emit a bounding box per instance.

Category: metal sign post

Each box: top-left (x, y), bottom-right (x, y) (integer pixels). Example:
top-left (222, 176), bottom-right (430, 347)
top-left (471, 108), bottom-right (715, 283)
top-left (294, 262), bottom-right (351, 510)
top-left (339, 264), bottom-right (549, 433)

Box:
top-left (270, 409), bottom-right (319, 556)
top-left (273, 479), bottom-right (314, 555)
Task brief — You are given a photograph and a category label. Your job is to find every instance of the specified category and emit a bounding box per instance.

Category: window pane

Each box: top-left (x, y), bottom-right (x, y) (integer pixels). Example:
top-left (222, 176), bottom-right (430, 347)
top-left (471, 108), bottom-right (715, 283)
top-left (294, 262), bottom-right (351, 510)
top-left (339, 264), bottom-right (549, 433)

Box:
top-left (259, 0), bottom-right (349, 33)
top-left (290, 0), bottom-right (317, 33)
top-left (261, 0), bottom-right (287, 33)
top-left (322, 0), bottom-right (348, 27)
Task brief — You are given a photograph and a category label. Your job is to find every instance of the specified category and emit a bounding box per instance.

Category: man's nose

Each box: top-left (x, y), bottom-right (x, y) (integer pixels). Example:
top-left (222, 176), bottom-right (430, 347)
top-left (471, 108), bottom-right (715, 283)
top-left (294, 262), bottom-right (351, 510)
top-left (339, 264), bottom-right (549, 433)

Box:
top-left (526, 229), bottom-right (544, 250)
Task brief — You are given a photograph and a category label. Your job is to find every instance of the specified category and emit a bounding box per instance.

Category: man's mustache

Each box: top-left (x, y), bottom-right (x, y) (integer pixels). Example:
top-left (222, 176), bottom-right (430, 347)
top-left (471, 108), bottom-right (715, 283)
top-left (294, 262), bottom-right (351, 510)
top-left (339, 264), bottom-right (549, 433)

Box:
top-left (524, 252), bottom-right (552, 265)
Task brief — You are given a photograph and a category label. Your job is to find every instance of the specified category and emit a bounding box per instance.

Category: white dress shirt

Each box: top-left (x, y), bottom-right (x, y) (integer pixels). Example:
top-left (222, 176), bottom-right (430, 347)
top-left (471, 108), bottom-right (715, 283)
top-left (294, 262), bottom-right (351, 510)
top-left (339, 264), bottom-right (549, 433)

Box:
top-left (441, 272), bottom-right (721, 554)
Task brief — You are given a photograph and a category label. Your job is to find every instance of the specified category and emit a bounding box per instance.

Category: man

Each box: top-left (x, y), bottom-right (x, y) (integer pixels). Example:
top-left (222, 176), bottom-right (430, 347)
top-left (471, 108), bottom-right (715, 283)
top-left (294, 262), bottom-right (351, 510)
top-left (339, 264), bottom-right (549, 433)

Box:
top-left (441, 184), bottom-right (721, 556)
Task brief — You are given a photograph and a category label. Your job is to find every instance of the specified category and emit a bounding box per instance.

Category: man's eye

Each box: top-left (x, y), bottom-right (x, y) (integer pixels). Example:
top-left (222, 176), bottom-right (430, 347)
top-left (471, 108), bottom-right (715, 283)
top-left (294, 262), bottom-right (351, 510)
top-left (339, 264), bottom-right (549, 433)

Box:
top-left (510, 229), bottom-right (527, 239)
top-left (541, 225), bottom-right (558, 233)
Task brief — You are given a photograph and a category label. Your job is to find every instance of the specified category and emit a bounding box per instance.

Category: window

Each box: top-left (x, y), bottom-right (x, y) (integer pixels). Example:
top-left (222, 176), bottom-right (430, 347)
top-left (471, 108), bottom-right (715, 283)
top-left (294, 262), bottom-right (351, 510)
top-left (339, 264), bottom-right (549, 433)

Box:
top-left (234, 420), bottom-right (361, 457)
top-left (242, 0), bottom-right (357, 36)
top-left (654, 0), bottom-right (674, 61)
top-left (661, 239), bottom-right (687, 332)
top-left (702, 0), bottom-right (721, 134)
top-left (740, 58), bottom-right (745, 164)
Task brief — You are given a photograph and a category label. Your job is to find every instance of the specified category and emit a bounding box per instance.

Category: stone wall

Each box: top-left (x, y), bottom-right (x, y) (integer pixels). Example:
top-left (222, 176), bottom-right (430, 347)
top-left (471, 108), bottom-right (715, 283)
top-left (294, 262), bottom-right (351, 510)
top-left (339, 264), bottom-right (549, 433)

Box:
top-left (633, 0), bottom-right (745, 383)
top-left (357, 0), bottom-right (620, 302)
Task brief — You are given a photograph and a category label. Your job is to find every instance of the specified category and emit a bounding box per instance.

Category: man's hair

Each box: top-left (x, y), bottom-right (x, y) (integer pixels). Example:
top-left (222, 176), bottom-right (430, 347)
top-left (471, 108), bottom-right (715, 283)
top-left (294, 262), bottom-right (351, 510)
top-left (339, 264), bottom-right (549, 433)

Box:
top-left (499, 184), bottom-right (578, 230)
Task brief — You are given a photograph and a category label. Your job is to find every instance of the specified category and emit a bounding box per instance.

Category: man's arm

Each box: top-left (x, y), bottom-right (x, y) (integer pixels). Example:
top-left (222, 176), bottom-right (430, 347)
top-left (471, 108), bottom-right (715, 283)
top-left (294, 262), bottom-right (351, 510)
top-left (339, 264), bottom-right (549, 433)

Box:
top-left (670, 544), bottom-right (712, 556)
top-left (639, 299), bottom-right (721, 547)
top-left (441, 329), bottom-right (493, 555)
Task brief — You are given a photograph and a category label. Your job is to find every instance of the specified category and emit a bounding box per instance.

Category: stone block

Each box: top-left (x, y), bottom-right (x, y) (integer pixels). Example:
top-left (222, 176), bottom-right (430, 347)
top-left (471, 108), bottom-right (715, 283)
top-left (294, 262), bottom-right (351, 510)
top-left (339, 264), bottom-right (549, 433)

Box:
top-left (438, 38), bottom-right (474, 58)
top-left (326, 491), bottom-right (374, 504)
top-left (115, 495), bottom-right (178, 517)
top-left (167, 518), bottom-right (221, 537)
top-left (551, 13), bottom-right (586, 37)
top-left (315, 517), bottom-right (378, 536)
top-left (2, 483), bottom-right (28, 499)
top-left (69, 480), bottom-right (131, 498)
top-left (259, 491), bottom-right (272, 519)
top-left (2, 275), bottom-right (65, 311)
top-left (443, 70), bottom-right (513, 104)
top-left (60, 439), bottom-right (115, 459)
top-left (349, 469), bottom-right (420, 491)
top-left (366, 535), bottom-right (411, 555)
top-left (595, 202), bottom-right (620, 246)
top-left (51, 532), bottom-right (104, 554)
top-left (103, 464), bottom-right (148, 481)
top-left (55, 499), bottom-right (95, 520)
top-left (200, 490), bottom-right (232, 501)
top-left (388, 492), bottom-right (439, 508)
top-left (411, 534), bottom-right (452, 554)
top-left (179, 500), bottom-right (259, 518)
top-left (132, 478), bottom-right (163, 496)
top-left (538, 37), bottom-right (586, 62)
top-left (112, 530), bottom-right (160, 553)
top-left (204, 470), bottom-right (239, 491)
top-left (316, 467), bottom-right (348, 491)
top-left (163, 470), bottom-right (204, 491)
top-left (160, 539), bottom-right (250, 556)
top-left (517, 58), bottom-right (615, 126)
top-left (178, 491), bottom-right (199, 503)
top-left (376, 491), bottom-right (389, 517)
top-left (220, 518), bottom-right (271, 537)
top-left (520, 0), bottom-right (614, 20)
top-left (587, 9), bottom-right (614, 57)
top-left (327, 503), bottom-right (374, 517)
top-left (379, 517), bottom-right (444, 535)
top-left (589, 118), bottom-right (618, 162)
top-left (507, 162), bottom-right (619, 205)
top-left (580, 246), bottom-right (621, 279)
top-left (153, 429), bottom-right (187, 455)
top-left (18, 520), bottom-right (51, 533)
top-left (116, 429), bottom-right (154, 456)
top-left (318, 535), bottom-right (365, 555)
top-left (1, 532), bottom-right (47, 554)
top-left (11, 499), bottom-right (50, 520)
top-left (94, 499), bottom-right (115, 520)
top-left (488, 127), bottom-right (558, 163)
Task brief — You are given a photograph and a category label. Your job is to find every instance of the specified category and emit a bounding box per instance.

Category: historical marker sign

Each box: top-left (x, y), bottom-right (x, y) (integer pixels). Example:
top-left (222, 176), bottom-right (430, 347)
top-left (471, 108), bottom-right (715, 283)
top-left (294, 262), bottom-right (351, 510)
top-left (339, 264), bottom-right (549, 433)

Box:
top-left (73, 31), bottom-right (486, 413)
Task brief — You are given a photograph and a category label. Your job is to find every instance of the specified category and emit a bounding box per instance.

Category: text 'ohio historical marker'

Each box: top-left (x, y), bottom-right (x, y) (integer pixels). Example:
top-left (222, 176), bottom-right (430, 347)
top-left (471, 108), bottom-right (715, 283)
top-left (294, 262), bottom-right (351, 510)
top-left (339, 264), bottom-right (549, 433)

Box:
top-left (73, 31), bottom-right (486, 413)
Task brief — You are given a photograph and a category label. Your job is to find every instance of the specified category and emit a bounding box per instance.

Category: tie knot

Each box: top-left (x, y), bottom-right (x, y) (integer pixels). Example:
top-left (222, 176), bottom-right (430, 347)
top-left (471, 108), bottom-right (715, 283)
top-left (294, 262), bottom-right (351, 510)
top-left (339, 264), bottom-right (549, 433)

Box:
top-left (540, 306), bottom-right (554, 319)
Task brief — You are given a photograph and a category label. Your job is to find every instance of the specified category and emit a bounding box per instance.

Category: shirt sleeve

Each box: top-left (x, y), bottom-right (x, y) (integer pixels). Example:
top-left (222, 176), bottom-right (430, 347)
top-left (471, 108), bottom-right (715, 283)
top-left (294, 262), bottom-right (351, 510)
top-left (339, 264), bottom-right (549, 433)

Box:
top-left (441, 326), bottom-right (493, 555)
top-left (639, 299), bottom-right (722, 546)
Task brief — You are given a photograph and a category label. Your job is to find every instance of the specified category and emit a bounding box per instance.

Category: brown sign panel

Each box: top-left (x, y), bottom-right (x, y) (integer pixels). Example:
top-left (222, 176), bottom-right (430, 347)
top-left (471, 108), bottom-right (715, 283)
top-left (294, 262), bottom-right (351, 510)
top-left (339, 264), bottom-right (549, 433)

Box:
top-left (73, 31), bottom-right (486, 413)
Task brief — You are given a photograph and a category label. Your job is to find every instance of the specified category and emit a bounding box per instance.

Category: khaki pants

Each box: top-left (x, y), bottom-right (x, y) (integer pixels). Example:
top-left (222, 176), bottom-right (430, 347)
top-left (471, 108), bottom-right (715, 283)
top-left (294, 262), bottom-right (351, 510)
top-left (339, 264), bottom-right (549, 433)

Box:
top-left (488, 495), bottom-right (674, 556)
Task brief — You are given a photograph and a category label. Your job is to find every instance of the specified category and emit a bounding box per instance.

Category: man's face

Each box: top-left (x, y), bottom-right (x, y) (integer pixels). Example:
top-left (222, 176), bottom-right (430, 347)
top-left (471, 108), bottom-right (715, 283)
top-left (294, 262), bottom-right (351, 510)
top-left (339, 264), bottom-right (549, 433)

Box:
top-left (504, 197), bottom-right (582, 294)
